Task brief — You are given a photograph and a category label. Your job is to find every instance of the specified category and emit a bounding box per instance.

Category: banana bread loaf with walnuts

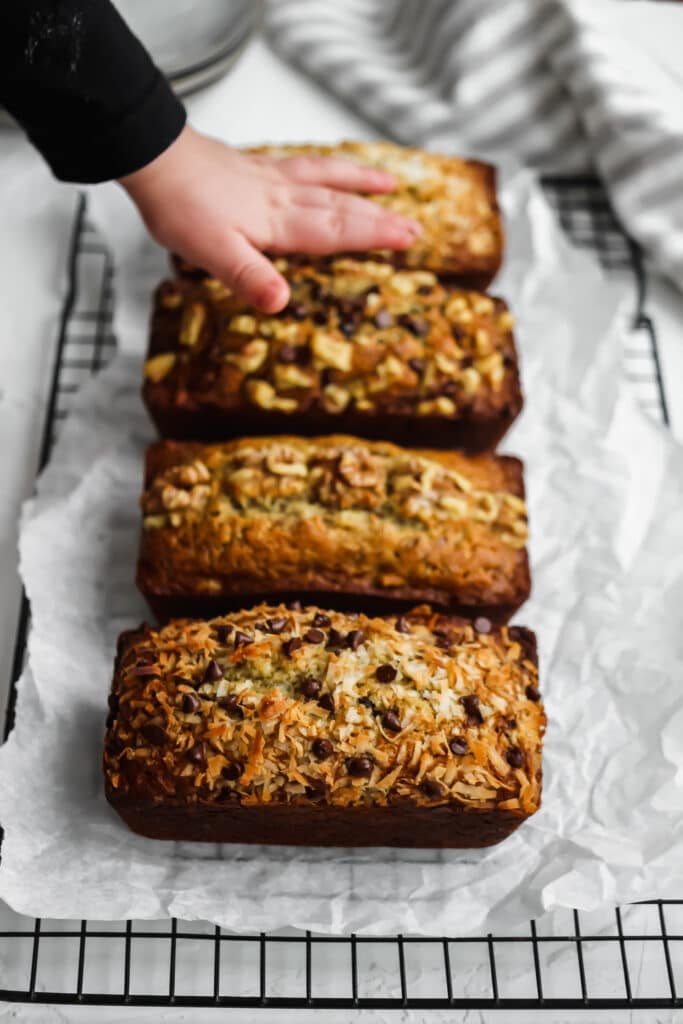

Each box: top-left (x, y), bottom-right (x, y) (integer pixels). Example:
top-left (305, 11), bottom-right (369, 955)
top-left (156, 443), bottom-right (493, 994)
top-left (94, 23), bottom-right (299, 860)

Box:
top-left (173, 140), bottom-right (503, 287)
top-left (137, 435), bottom-right (530, 622)
top-left (143, 259), bottom-right (522, 448)
top-left (104, 603), bottom-right (544, 847)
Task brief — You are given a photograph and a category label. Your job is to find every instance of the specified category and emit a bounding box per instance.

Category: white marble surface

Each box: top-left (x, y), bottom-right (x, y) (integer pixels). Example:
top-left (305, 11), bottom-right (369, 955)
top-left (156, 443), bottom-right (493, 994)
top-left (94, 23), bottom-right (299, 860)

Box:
top-left (1, 29), bottom-right (683, 1024)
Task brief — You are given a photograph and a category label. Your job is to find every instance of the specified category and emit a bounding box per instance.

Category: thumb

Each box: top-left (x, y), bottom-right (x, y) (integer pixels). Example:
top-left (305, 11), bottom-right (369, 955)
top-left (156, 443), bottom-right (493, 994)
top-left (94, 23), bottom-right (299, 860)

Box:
top-left (204, 231), bottom-right (290, 313)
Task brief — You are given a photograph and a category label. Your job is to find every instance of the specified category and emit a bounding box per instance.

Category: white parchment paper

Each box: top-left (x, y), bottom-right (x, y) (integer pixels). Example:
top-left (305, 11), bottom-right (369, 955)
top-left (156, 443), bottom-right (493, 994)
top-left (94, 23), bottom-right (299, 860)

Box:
top-left (1, 171), bottom-right (683, 936)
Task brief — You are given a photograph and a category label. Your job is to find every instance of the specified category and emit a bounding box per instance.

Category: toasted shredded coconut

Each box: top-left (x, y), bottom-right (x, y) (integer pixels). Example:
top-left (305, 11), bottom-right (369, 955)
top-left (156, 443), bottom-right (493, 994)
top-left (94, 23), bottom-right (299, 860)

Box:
top-left (104, 604), bottom-right (544, 816)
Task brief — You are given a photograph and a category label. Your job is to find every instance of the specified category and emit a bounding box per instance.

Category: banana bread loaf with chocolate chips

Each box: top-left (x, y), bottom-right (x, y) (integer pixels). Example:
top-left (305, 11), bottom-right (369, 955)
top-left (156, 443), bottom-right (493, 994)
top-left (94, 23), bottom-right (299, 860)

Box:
top-left (137, 435), bottom-right (530, 622)
top-left (174, 140), bottom-right (503, 287)
top-left (104, 604), bottom-right (544, 847)
top-left (143, 259), bottom-right (522, 448)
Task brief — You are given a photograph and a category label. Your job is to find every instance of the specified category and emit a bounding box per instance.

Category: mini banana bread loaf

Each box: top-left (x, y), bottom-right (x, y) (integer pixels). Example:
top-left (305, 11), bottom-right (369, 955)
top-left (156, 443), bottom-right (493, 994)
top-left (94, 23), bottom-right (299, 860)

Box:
top-left (173, 140), bottom-right (503, 287)
top-left (143, 259), bottom-right (522, 448)
top-left (137, 435), bottom-right (530, 622)
top-left (104, 604), bottom-right (544, 847)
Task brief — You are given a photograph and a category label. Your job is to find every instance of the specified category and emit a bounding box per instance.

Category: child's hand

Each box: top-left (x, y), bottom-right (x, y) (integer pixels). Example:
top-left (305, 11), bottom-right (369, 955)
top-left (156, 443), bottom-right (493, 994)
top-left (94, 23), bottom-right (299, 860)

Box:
top-left (119, 126), bottom-right (421, 313)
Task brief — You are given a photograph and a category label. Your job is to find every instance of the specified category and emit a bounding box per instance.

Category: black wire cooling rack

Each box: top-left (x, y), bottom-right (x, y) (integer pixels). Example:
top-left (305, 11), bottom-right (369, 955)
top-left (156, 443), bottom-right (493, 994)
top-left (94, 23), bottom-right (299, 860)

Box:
top-left (0, 178), bottom-right (677, 1011)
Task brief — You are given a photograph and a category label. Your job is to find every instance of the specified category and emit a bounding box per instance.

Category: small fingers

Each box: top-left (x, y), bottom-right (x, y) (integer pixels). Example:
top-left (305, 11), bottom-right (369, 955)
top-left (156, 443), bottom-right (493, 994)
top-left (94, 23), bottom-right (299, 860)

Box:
top-left (203, 231), bottom-right (290, 313)
top-left (275, 155), bottom-right (397, 194)
top-left (266, 189), bottom-right (421, 254)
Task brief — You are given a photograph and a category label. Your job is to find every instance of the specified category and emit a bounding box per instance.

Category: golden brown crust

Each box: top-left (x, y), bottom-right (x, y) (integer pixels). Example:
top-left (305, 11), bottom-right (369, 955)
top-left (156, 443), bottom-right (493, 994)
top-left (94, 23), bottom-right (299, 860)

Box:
top-left (104, 603), bottom-right (544, 847)
top-left (137, 436), bottom-right (531, 619)
top-left (143, 260), bottom-right (522, 447)
top-left (175, 141), bottom-right (503, 284)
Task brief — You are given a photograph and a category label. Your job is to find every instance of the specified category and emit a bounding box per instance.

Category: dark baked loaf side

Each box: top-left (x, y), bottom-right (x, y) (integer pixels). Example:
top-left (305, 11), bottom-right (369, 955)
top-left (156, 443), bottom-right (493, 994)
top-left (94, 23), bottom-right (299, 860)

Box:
top-left (104, 604), bottom-right (544, 847)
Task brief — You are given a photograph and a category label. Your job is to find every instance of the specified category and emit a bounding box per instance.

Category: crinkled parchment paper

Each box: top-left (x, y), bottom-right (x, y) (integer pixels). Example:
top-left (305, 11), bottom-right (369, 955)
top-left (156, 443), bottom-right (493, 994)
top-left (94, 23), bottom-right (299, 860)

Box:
top-left (1, 171), bottom-right (683, 936)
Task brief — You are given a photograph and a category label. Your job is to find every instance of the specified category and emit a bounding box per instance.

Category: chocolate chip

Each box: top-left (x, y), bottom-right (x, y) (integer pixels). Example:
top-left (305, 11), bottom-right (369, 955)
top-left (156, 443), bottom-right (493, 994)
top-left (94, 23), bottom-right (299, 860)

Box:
top-left (460, 694), bottom-right (483, 724)
top-left (506, 718), bottom-right (517, 730)
top-left (290, 303), bottom-right (308, 320)
top-left (305, 775), bottom-right (327, 798)
top-left (376, 663), bottom-right (397, 683)
top-left (507, 746), bottom-right (525, 768)
top-left (312, 310), bottom-right (327, 325)
top-left (283, 636), bottom-right (303, 657)
top-left (421, 777), bottom-right (443, 799)
top-left (312, 738), bottom-right (333, 761)
top-left (278, 344), bottom-right (298, 364)
top-left (452, 325), bottom-right (466, 341)
top-left (503, 352), bottom-right (515, 367)
top-left (253, 621), bottom-right (266, 632)
top-left (304, 628), bottom-right (325, 645)
top-left (159, 280), bottom-right (181, 301)
top-left (375, 309), bottom-right (393, 328)
top-left (525, 684), bottom-right (541, 702)
top-left (399, 314), bottom-right (428, 336)
top-left (182, 692), bottom-right (201, 713)
top-left (188, 742), bottom-right (206, 764)
top-left (131, 664), bottom-right (160, 677)
top-left (215, 624), bottom-right (233, 643)
top-left (460, 354), bottom-right (474, 368)
top-left (473, 617), bottom-right (492, 634)
top-left (222, 761), bottom-right (243, 781)
top-left (433, 622), bottom-right (451, 637)
top-left (436, 637), bottom-right (452, 651)
top-left (382, 710), bottom-right (402, 733)
top-left (295, 346), bottom-right (311, 366)
top-left (233, 631), bottom-right (252, 649)
top-left (287, 600), bottom-right (302, 611)
top-left (408, 357), bottom-right (426, 375)
top-left (358, 696), bottom-right (376, 713)
top-left (417, 284), bottom-right (432, 295)
top-left (449, 736), bottom-right (468, 756)
top-left (266, 616), bottom-right (287, 634)
top-left (339, 297), bottom-right (362, 317)
top-left (318, 693), bottom-right (335, 713)
top-left (313, 612), bottom-right (331, 628)
top-left (395, 616), bottom-right (411, 633)
top-left (345, 629), bottom-right (366, 650)
top-left (320, 368), bottom-right (338, 388)
top-left (442, 380), bottom-right (458, 397)
top-left (340, 321), bottom-right (355, 337)
top-left (347, 755), bottom-right (373, 778)
top-left (301, 677), bottom-right (322, 700)
top-left (219, 694), bottom-right (243, 719)
top-left (461, 693), bottom-right (480, 713)
top-left (327, 628), bottom-right (345, 649)
top-left (141, 723), bottom-right (166, 746)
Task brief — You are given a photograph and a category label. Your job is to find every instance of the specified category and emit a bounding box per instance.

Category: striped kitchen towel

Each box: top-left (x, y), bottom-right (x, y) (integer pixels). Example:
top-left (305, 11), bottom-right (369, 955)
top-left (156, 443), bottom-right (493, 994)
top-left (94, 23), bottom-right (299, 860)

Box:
top-left (264, 0), bottom-right (683, 291)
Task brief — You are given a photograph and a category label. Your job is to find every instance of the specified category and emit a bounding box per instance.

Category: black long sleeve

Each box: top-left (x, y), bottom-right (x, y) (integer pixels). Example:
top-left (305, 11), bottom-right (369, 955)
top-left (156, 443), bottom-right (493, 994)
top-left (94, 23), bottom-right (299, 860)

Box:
top-left (0, 0), bottom-right (186, 183)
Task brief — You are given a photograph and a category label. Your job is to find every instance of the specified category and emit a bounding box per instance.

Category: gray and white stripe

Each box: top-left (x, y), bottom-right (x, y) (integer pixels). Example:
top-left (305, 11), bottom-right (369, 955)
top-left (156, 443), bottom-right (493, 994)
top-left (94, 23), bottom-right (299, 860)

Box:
top-left (264, 0), bottom-right (683, 290)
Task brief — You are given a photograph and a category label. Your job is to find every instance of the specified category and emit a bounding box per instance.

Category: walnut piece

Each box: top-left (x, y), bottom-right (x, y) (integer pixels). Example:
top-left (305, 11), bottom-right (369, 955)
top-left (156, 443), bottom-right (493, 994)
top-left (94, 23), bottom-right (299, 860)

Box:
top-left (144, 353), bottom-right (176, 382)
top-left (311, 331), bottom-right (353, 372)
top-left (179, 303), bottom-right (206, 347)
top-left (224, 338), bottom-right (269, 373)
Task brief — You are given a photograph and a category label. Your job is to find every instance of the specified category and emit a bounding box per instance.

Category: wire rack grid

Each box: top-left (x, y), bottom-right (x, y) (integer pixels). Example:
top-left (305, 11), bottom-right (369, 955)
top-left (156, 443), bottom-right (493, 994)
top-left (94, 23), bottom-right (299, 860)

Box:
top-left (0, 178), bottom-right (676, 1011)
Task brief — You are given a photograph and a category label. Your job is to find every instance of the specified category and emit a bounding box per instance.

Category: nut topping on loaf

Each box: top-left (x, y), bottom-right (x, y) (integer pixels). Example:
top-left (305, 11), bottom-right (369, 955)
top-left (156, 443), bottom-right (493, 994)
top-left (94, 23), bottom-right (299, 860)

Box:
top-left (145, 260), bottom-right (519, 427)
top-left (104, 605), bottom-right (544, 816)
top-left (142, 437), bottom-right (528, 550)
top-left (137, 436), bottom-right (531, 619)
